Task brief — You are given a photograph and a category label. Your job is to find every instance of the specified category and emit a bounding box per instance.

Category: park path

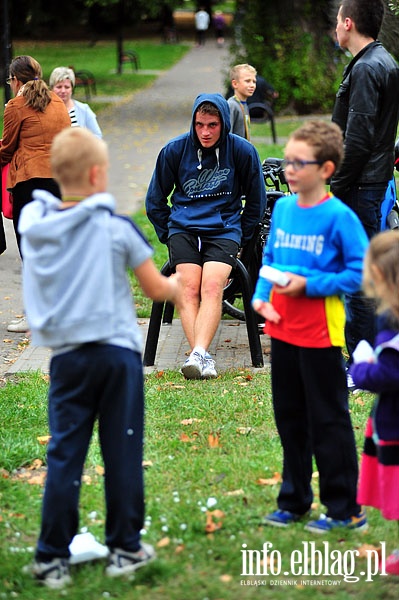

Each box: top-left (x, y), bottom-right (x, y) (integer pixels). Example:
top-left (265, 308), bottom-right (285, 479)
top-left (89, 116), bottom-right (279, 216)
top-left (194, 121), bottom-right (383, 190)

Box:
top-left (101, 41), bottom-right (231, 214)
top-left (0, 40), bottom-right (271, 376)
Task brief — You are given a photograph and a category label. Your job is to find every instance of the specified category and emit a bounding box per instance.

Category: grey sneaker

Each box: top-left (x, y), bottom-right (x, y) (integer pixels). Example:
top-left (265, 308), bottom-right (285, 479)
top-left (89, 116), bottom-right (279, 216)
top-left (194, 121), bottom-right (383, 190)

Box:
top-left (181, 351), bottom-right (204, 379)
top-left (202, 355), bottom-right (217, 379)
top-left (105, 542), bottom-right (156, 577)
top-left (7, 316), bottom-right (29, 333)
top-left (22, 557), bottom-right (71, 589)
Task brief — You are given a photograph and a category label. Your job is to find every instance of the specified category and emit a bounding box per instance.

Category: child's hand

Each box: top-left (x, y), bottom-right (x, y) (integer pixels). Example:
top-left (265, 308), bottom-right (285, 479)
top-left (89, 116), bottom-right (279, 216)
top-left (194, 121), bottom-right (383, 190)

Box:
top-left (252, 299), bottom-right (281, 323)
top-left (166, 272), bottom-right (182, 307)
top-left (274, 273), bottom-right (306, 297)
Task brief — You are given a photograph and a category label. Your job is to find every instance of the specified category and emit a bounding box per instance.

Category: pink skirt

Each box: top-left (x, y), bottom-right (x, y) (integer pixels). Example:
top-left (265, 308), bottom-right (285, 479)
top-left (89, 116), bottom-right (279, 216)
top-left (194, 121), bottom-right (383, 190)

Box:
top-left (357, 418), bottom-right (399, 520)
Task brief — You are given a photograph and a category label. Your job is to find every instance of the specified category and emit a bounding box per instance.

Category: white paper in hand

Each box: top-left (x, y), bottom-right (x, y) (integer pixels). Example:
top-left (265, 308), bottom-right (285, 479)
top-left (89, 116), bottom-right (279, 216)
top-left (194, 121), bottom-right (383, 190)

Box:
top-left (259, 265), bottom-right (290, 287)
top-left (352, 340), bottom-right (375, 364)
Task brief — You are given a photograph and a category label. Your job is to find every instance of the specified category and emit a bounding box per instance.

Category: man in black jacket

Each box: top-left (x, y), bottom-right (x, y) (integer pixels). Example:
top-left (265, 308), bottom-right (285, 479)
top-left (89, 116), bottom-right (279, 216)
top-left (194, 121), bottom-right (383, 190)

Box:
top-left (331, 0), bottom-right (399, 389)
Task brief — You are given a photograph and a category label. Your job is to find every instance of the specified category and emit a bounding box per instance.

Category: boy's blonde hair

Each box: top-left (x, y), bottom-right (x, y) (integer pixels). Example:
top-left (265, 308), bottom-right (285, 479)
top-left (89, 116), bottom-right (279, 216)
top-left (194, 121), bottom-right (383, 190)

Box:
top-left (363, 229), bottom-right (399, 322)
top-left (51, 127), bottom-right (108, 189)
top-left (230, 63), bottom-right (257, 82)
top-left (289, 120), bottom-right (344, 172)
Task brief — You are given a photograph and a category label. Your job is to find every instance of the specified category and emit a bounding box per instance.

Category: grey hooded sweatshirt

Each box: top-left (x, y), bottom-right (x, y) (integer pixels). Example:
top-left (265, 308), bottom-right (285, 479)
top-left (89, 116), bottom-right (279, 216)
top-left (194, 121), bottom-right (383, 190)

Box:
top-left (19, 189), bottom-right (153, 352)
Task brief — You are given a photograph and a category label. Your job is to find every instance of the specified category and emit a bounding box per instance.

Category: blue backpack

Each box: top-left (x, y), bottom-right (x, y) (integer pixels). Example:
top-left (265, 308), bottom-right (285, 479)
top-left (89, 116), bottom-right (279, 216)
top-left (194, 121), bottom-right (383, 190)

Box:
top-left (381, 177), bottom-right (399, 230)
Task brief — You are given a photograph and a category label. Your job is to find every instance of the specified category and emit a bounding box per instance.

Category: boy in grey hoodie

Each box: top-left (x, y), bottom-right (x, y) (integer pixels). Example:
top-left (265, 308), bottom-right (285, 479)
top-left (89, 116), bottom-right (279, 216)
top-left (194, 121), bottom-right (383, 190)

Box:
top-left (20, 127), bottom-right (181, 589)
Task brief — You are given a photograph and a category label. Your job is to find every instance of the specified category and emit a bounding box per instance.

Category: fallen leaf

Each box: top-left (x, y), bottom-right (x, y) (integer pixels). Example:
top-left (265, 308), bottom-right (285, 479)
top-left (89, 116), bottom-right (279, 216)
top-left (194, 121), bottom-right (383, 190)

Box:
top-left (28, 459), bottom-right (43, 470)
top-left (142, 460), bottom-right (153, 468)
top-left (156, 537), bottom-right (170, 548)
top-left (208, 433), bottom-right (221, 448)
top-left (28, 473), bottom-right (47, 486)
top-left (37, 435), bottom-right (51, 445)
top-left (180, 433), bottom-right (192, 443)
top-left (180, 418), bottom-right (203, 425)
top-left (224, 489), bottom-right (245, 496)
top-left (95, 465), bottom-right (104, 476)
top-left (220, 574), bottom-right (232, 582)
top-left (205, 509), bottom-right (225, 533)
top-left (175, 544), bottom-right (185, 554)
top-left (357, 543), bottom-right (382, 558)
top-left (236, 427), bottom-right (252, 435)
top-left (256, 472), bottom-right (282, 485)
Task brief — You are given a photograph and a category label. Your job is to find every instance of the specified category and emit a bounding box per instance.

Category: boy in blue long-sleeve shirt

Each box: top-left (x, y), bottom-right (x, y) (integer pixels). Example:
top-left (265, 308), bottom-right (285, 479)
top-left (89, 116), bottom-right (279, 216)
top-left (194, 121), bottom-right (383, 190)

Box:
top-left (253, 120), bottom-right (369, 533)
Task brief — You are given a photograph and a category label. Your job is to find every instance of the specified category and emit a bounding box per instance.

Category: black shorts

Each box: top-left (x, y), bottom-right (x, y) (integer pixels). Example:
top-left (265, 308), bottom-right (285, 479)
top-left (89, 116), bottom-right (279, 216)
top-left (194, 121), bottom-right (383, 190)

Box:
top-left (168, 233), bottom-right (239, 268)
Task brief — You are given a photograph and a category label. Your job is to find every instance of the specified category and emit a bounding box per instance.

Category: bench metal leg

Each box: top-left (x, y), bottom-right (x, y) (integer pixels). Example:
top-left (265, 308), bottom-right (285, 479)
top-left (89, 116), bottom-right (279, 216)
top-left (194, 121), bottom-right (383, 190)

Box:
top-left (235, 259), bottom-right (264, 367)
top-left (143, 300), bottom-right (165, 366)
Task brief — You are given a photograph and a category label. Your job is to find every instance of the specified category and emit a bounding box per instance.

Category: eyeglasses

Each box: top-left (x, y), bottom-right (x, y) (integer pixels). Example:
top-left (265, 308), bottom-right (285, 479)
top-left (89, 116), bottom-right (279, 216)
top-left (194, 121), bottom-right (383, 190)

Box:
top-left (281, 159), bottom-right (323, 172)
top-left (6, 76), bottom-right (15, 85)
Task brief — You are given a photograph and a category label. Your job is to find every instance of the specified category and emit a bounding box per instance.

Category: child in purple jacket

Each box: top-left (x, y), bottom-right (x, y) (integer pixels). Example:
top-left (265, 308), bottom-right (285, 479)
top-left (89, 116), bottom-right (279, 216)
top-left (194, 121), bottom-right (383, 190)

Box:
top-left (350, 229), bottom-right (399, 576)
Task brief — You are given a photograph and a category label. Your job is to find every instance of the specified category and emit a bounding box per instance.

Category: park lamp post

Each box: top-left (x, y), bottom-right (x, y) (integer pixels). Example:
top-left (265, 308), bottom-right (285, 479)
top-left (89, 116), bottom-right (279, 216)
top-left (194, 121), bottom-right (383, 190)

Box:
top-left (1, 0), bottom-right (12, 105)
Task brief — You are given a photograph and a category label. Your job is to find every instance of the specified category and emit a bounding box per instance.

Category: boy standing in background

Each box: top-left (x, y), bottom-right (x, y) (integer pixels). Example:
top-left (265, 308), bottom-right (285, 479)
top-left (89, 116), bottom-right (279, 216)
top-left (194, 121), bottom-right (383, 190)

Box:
top-left (227, 64), bottom-right (257, 141)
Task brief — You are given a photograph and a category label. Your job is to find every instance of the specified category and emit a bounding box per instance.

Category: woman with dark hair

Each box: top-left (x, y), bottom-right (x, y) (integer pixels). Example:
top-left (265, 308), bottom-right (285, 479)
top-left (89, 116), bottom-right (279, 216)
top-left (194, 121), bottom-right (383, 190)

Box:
top-left (0, 55), bottom-right (70, 332)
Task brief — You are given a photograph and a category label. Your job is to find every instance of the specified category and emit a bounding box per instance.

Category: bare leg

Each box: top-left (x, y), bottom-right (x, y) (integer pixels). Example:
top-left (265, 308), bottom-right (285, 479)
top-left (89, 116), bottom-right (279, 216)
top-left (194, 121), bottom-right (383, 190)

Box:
top-left (176, 261), bottom-right (232, 351)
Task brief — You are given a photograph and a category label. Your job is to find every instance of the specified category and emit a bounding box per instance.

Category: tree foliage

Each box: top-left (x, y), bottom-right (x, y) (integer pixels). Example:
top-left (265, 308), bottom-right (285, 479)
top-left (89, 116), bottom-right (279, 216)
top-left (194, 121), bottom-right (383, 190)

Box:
top-left (230, 0), bottom-right (399, 114)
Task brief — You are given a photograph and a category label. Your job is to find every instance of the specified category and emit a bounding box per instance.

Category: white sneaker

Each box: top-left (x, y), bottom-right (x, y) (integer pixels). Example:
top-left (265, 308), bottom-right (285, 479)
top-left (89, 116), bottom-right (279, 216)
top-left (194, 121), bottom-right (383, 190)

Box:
top-left (181, 351), bottom-right (204, 379)
top-left (105, 542), bottom-right (156, 577)
top-left (22, 557), bottom-right (71, 589)
top-left (347, 371), bottom-right (362, 394)
top-left (202, 355), bottom-right (217, 379)
top-left (7, 316), bottom-right (29, 333)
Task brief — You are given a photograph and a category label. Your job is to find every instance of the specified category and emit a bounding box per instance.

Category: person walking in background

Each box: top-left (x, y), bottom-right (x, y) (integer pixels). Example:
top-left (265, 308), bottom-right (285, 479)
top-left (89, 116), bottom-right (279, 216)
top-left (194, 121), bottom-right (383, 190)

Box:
top-left (227, 64), bottom-right (257, 141)
top-left (0, 55), bottom-right (71, 333)
top-left (213, 10), bottom-right (226, 47)
top-left (330, 0), bottom-right (399, 391)
top-left (350, 230), bottom-right (399, 575)
top-left (253, 120), bottom-right (369, 533)
top-left (21, 128), bottom-right (182, 589)
top-left (146, 93), bottom-right (266, 379)
top-left (49, 67), bottom-right (102, 138)
top-left (194, 6), bottom-right (210, 46)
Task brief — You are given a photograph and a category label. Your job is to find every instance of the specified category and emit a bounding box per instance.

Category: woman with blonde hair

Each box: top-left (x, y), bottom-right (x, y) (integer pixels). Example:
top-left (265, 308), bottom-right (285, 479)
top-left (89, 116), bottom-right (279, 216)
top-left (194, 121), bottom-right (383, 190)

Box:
top-left (0, 55), bottom-right (70, 332)
top-left (49, 67), bottom-right (102, 138)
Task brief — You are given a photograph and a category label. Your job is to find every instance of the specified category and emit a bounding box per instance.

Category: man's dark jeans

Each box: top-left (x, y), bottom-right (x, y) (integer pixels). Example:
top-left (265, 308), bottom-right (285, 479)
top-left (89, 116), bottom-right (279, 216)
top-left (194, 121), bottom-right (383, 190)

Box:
top-left (338, 184), bottom-right (387, 363)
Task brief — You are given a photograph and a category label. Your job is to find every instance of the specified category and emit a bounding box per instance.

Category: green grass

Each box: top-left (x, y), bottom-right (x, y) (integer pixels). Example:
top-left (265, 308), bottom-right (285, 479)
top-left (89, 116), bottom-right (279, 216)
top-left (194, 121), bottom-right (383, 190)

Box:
top-left (1, 40), bottom-right (191, 134)
top-left (1, 370), bottom-right (399, 599)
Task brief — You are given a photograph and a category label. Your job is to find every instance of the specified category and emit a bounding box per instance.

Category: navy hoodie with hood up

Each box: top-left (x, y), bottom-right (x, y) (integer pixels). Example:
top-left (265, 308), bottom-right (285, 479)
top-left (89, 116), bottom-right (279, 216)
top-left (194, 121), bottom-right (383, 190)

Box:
top-left (145, 93), bottom-right (266, 245)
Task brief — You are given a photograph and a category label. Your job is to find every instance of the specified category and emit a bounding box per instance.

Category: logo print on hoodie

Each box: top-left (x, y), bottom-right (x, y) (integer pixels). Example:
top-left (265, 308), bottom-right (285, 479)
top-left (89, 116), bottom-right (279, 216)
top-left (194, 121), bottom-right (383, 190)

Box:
top-left (183, 165), bottom-right (230, 197)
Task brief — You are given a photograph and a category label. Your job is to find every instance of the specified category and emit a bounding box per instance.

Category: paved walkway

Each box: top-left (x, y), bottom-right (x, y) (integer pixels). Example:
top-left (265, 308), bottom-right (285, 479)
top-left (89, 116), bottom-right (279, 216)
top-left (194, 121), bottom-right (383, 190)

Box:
top-left (0, 40), bottom-right (271, 378)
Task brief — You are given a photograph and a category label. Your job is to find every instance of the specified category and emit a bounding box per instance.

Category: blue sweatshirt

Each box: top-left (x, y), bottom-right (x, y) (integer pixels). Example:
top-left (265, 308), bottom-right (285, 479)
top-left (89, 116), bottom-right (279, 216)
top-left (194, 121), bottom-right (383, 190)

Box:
top-left (253, 193), bottom-right (369, 348)
top-left (19, 189), bottom-right (153, 352)
top-left (145, 93), bottom-right (266, 245)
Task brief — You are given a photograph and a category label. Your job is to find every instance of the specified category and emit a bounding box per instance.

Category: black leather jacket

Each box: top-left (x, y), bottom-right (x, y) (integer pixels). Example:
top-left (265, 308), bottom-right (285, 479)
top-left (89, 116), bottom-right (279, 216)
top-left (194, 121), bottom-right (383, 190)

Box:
top-left (331, 41), bottom-right (399, 197)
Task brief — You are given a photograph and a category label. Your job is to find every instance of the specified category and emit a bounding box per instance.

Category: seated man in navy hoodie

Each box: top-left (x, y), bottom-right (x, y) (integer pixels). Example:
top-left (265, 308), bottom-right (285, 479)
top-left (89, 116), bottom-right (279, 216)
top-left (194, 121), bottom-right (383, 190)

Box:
top-left (146, 93), bottom-right (267, 379)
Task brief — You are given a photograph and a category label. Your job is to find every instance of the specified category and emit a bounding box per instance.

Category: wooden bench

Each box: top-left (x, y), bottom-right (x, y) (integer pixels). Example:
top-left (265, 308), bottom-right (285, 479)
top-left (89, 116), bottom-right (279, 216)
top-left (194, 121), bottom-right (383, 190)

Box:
top-left (120, 50), bottom-right (139, 71)
top-left (73, 69), bottom-right (97, 101)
